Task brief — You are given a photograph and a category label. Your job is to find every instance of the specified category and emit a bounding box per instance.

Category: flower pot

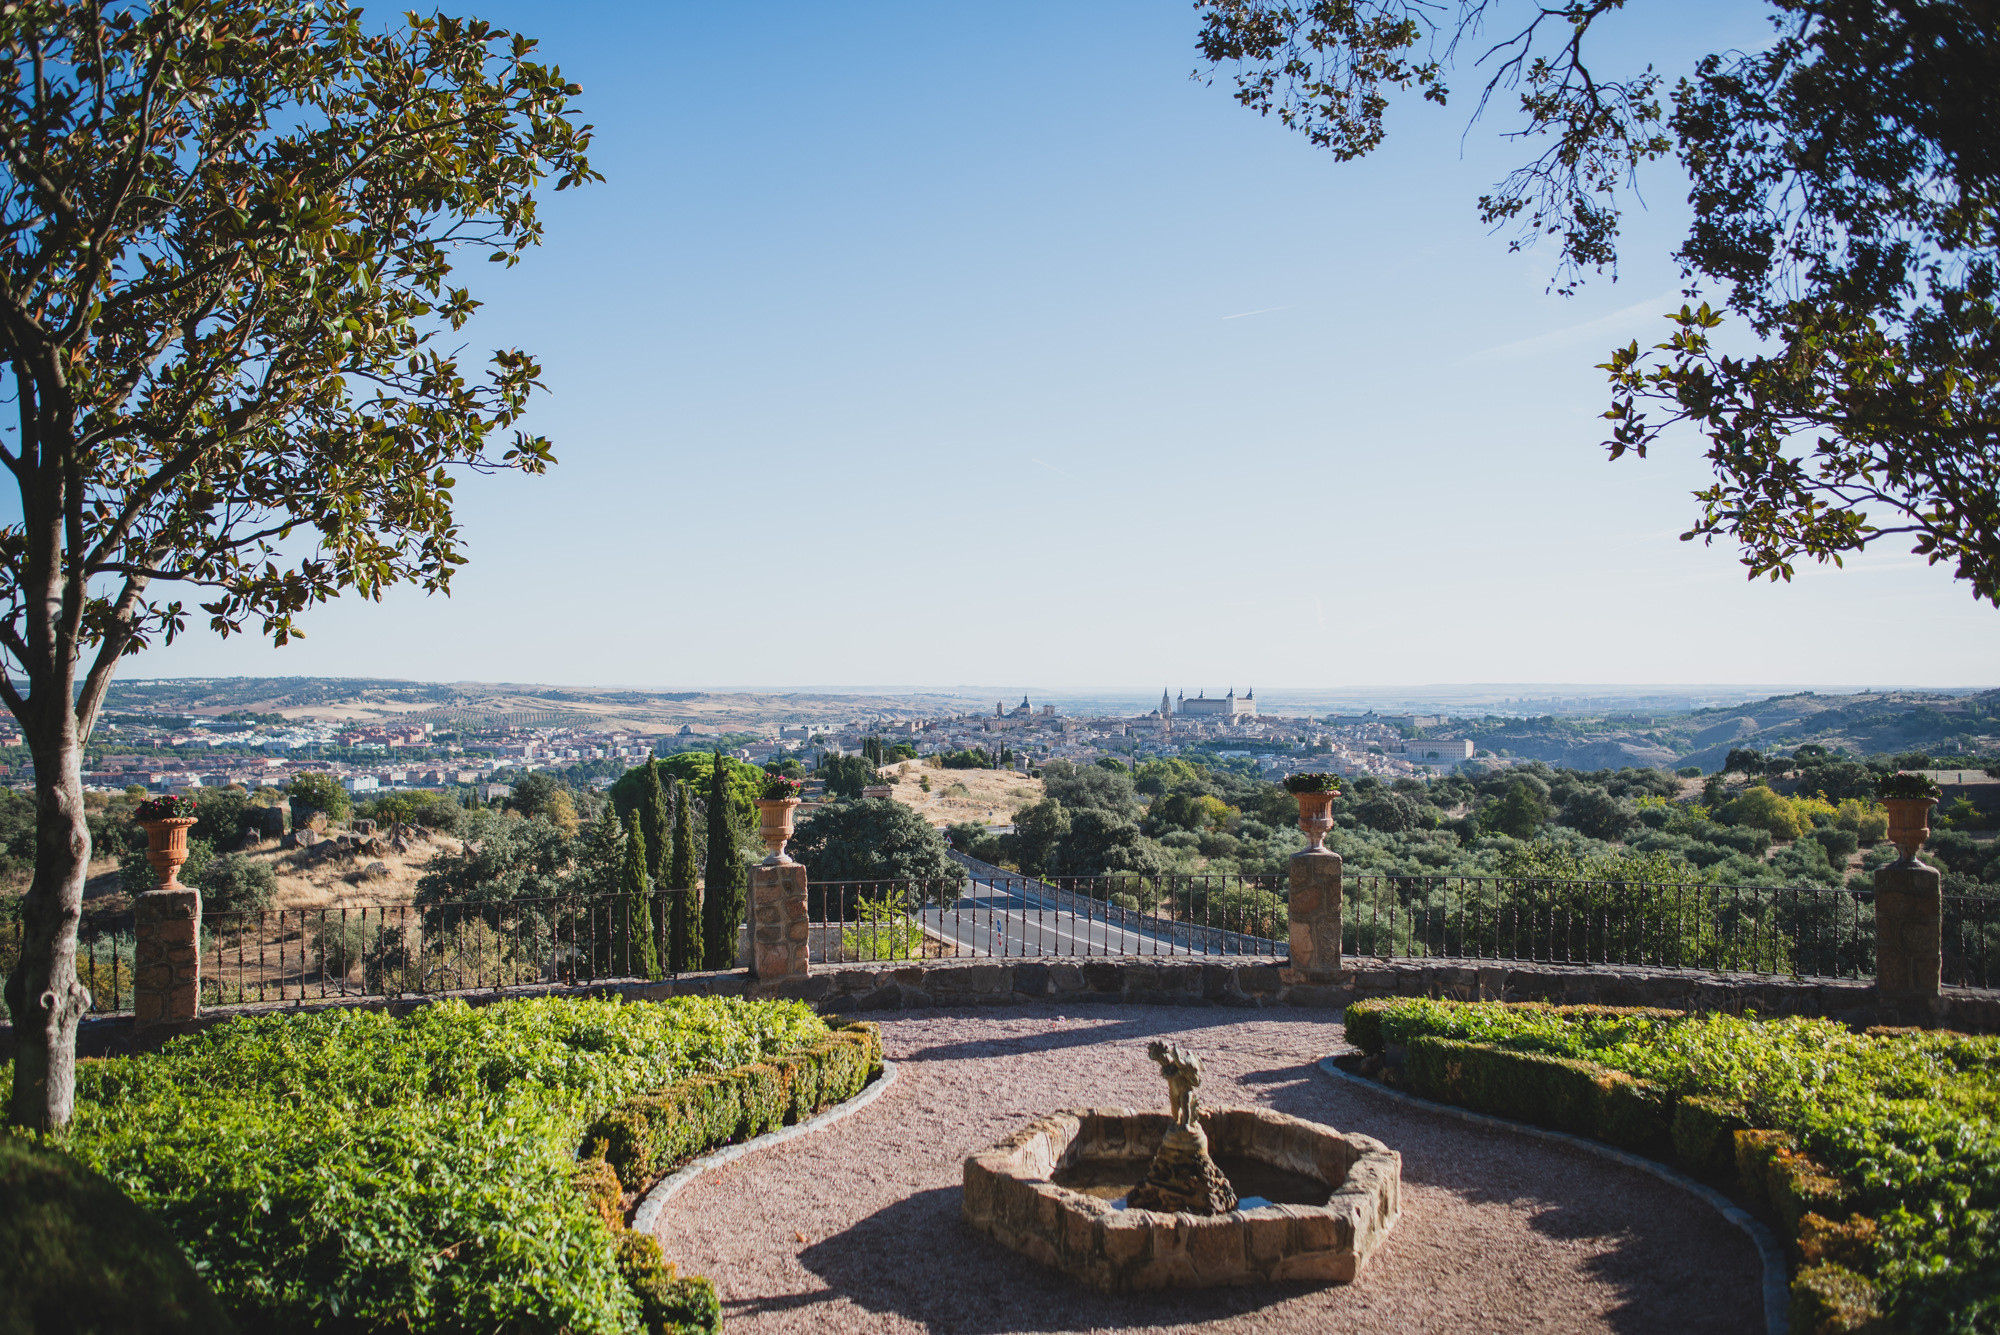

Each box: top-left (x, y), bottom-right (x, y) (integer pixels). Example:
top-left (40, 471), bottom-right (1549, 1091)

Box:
top-left (1294, 791), bottom-right (1337, 854)
top-left (756, 797), bottom-right (803, 865)
top-left (1882, 796), bottom-right (1934, 862)
top-left (139, 816), bottom-right (200, 891)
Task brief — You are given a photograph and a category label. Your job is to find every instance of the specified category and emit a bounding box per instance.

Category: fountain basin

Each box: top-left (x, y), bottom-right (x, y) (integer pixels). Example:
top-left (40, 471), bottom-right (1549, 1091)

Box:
top-left (962, 1107), bottom-right (1400, 1292)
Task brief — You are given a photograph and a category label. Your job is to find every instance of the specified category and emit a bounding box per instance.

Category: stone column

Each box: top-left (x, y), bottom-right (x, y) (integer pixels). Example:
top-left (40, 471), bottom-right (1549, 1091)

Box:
top-left (1875, 859), bottom-right (1942, 1002)
top-left (749, 861), bottom-right (810, 981)
top-left (134, 887), bottom-right (201, 1028)
top-left (1286, 849), bottom-right (1343, 979)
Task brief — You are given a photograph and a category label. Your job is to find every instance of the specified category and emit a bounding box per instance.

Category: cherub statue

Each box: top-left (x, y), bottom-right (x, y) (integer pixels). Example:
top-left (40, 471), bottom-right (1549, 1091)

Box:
top-left (1147, 1040), bottom-right (1202, 1129)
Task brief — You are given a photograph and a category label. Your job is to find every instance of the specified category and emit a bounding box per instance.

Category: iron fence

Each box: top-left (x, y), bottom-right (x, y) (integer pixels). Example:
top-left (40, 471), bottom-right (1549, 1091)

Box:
top-left (1340, 874), bottom-right (1999, 988)
top-left (4, 871), bottom-right (1993, 1018)
top-left (806, 867), bottom-right (1287, 963)
top-left (40, 891), bottom-right (693, 1016)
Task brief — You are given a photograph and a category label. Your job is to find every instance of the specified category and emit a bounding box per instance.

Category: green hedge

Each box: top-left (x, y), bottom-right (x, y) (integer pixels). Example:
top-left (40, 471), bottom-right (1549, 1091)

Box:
top-left (1343, 998), bottom-right (2000, 1334)
top-left (585, 1021), bottom-right (883, 1192)
top-left (0, 1135), bottom-right (237, 1335)
top-left (26, 996), bottom-right (832, 1334)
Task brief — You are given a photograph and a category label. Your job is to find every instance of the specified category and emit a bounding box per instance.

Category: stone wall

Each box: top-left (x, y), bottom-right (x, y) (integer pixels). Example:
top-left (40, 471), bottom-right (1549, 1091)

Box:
top-left (9, 954), bottom-right (1994, 1065)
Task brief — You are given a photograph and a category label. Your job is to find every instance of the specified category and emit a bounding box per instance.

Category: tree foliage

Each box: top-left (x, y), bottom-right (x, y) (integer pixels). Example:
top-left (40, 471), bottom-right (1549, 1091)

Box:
top-left (1196, 0), bottom-right (2000, 603)
top-left (0, 0), bottom-right (595, 1130)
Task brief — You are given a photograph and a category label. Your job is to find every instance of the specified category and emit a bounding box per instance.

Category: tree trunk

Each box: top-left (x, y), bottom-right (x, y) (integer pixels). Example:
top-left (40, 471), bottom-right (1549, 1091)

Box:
top-left (4, 714), bottom-right (91, 1131)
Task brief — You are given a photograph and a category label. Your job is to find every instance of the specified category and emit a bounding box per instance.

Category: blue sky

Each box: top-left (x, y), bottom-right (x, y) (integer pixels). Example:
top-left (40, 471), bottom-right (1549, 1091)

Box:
top-left (137, 0), bottom-right (2000, 690)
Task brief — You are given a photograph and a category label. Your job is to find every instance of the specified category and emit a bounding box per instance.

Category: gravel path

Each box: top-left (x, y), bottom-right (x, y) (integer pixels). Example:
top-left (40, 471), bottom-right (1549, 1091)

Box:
top-left (656, 1006), bottom-right (1762, 1334)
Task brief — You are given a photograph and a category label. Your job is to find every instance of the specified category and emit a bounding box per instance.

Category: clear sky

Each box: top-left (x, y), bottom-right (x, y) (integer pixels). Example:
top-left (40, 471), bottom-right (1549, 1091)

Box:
top-left (133, 0), bottom-right (2000, 690)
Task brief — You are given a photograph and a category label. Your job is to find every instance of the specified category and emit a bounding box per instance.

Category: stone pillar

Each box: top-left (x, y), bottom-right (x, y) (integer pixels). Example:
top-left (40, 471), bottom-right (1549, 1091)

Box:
top-left (1875, 859), bottom-right (1942, 1001)
top-left (1286, 849), bottom-right (1343, 978)
top-left (134, 888), bottom-right (201, 1028)
top-left (750, 861), bottom-right (809, 981)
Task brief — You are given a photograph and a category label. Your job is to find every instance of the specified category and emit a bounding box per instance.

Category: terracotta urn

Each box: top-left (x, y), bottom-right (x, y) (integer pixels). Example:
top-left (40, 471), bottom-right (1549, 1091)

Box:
top-left (756, 797), bottom-right (803, 865)
top-left (1294, 791), bottom-right (1337, 854)
top-left (1882, 797), bottom-right (1934, 862)
top-left (139, 816), bottom-right (200, 891)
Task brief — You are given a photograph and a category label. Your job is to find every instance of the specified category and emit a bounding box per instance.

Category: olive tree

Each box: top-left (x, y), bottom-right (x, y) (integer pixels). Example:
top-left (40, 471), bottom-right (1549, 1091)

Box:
top-left (0, 0), bottom-right (596, 1129)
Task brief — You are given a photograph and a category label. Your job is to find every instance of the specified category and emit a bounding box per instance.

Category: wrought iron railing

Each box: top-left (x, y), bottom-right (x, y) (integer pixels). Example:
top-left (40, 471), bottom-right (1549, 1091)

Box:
top-left (54, 890), bottom-right (693, 1015)
top-left (806, 864), bottom-right (1286, 963)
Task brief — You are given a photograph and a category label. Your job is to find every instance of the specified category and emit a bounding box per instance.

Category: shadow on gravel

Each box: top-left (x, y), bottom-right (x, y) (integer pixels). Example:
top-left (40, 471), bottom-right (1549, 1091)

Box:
top-left (785, 1186), bottom-right (1317, 1333)
top-left (895, 1007), bottom-right (1335, 1066)
top-left (1255, 1063), bottom-right (1760, 1335)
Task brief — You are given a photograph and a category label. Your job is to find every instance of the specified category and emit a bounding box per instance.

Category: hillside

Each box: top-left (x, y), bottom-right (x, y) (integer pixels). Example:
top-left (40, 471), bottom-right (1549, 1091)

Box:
top-left (101, 678), bottom-right (983, 733)
top-left (1461, 688), bottom-right (2000, 771)
top-left (880, 762), bottom-right (1042, 828)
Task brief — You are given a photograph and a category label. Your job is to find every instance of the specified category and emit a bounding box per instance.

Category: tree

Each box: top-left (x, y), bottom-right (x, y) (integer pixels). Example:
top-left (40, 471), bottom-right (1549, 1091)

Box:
top-left (788, 798), bottom-right (963, 887)
top-left (617, 816), bottom-right (660, 981)
top-left (638, 759), bottom-right (671, 887)
top-left (700, 752), bottom-right (743, 970)
top-left (1558, 786), bottom-right (1638, 842)
top-left (1481, 780), bottom-right (1551, 839)
top-left (666, 777), bottom-right (698, 973)
top-left (0, 2), bottom-right (595, 1131)
top-left (1724, 748), bottom-right (1767, 776)
top-left (1196, 0), bottom-right (2000, 604)
top-left (1012, 798), bottom-right (1071, 877)
top-left (287, 772), bottom-right (351, 827)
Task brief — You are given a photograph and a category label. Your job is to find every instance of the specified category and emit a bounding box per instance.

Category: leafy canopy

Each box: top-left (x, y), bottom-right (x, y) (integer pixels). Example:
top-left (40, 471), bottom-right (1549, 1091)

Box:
top-left (0, 0), bottom-right (599, 729)
top-left (1196, 0), bottom-right (2000, 604)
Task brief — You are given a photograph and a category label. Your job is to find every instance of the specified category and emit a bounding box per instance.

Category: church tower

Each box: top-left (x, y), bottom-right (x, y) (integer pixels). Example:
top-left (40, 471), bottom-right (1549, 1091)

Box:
top-left (1160, 687), bottom-right (1171, 717)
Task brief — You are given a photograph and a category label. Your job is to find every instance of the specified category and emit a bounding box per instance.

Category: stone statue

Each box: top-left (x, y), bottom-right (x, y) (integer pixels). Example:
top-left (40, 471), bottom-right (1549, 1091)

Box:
top-left (1148, 1040), bottom-right (1202, 1129)
top-left (1129, 1042), bottom-right (1235, 1215)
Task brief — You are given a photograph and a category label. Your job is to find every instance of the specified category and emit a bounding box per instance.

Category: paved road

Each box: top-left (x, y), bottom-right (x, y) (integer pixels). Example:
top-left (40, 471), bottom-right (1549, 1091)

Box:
top-left (916, 855), bottom-right (1282, 959)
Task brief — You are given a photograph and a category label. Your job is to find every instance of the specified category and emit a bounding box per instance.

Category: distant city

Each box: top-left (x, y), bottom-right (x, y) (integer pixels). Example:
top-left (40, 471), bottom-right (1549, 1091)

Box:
top-left (11, 676), bottom-right (1993, 798)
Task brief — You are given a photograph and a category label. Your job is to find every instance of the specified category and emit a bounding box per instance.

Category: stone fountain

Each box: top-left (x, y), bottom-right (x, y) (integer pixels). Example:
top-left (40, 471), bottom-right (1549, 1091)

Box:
top-left (962, 1045), bottom-right (1400, 1292)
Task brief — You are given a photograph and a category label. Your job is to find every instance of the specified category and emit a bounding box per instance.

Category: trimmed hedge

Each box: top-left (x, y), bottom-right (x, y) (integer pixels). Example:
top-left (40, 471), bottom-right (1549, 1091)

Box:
top-left (1343, 998), bottom-right (2000, 1334)
top-left (585, 1021), bottom-right (883, 1193)
top-left (1403, 1036), bottom-right (1672, 1155)
top-left (0, 1134), bottom-right (237, 1335)
top-left (34, 996), bottom-right (832, 1335)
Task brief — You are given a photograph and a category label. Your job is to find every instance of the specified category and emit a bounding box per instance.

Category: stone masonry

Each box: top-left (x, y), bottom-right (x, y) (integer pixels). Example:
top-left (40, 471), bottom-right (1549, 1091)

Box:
top-left (1875, 858), bottom-right (1943, 1003)
top-left (1285, 848), bottom-right (1342, 979)
top-left (749, 861), bottom-right (809, 982)
top-left (133, 888), bottom-right (201, 1028)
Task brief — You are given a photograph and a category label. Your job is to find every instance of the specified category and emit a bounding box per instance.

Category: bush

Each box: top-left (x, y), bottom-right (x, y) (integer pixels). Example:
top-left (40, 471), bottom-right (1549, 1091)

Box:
top-left (0, 1135), bottom-right (237, 1334)
top-left (1343, 999), bottom-right (2000, 1332)
top-left (585, 1022), bottom-right (882, 1193)
top-left (47, 996), bottom-right (830, 1334)
top-left (287, 771), bottom-right (351, 826)
top-left (191, 851), bottom-right (277, 916)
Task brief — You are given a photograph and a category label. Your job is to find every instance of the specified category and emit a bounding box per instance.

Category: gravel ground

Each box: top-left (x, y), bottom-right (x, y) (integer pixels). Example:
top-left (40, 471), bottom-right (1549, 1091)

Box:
top-left (656, 1006), bottom-right (1762, 1335)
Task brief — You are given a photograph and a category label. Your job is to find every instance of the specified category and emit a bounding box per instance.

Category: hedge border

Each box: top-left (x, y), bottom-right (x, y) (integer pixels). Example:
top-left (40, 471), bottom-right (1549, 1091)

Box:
top-left (1343, 999), bottom-right (1908, 1334)
top-left (579, 1021), bottom-right (885, 1204)
top-left (630, 1056), bottom-right (899, 1237)
top-left (568, 1020), bottom-right (884, 1335)
top-left (1315, 1053), bottom-right (1790, 1335)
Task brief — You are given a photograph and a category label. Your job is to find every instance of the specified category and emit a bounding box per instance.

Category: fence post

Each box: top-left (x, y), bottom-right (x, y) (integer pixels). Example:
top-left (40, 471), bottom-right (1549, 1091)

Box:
top-left (1285, 848), bottom-right (1343, 979)
top-left (1874, 859), bottom-right (1942, 1009)
top-left (134, 814), bottom-right (202, 1028)
top-left (749, 861), bottom-right (810, 982)
top-left (134, 891), bottom-right (202, 1027)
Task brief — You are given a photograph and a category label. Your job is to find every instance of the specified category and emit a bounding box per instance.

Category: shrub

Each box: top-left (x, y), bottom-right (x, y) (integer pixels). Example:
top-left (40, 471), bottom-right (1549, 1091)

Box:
top-left (47, 996), bottom-right (830, 1334)
top-left (584, 1022), bottom-right (882, 1193)
top-left (0, 1135), bottom-right (237, 1334)
top-left (191, 851), bottom-right (277, 916)
top-left (1343, 999), bottom-right (2000, 1332)
top-left (287, 771), bottom-right (352, 825)
top-left (1833, 799), bottom-right (1889, 844)
top-left (840, 890), bottom-right (924, 961)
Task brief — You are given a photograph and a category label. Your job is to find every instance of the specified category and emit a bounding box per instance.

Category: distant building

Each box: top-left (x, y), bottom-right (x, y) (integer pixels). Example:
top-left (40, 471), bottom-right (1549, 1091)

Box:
top-left (1401, 738), bottom-right (1474, 763)
top-left (1174, 688), bottom-right (1257, 722)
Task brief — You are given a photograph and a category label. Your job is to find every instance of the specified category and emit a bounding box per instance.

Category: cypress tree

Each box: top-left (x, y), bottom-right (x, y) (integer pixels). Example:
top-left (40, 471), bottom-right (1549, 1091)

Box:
top-left (701, 753), bottom-right (744, 969)
top-left (640, 757), bottom-right (671, 887)
top-left (666, 778), bottom-right (699, 973)
top-left (619, 815), bottom-right (661, 980)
